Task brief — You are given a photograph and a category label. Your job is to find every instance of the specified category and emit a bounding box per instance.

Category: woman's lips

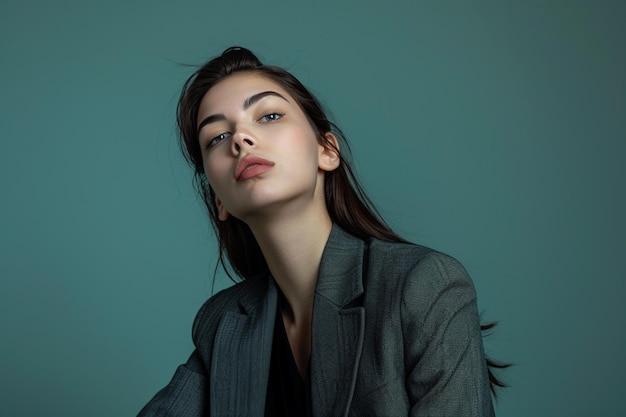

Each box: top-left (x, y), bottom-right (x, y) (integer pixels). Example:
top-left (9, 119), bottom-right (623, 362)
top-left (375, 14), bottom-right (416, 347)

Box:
top-left (235, 155), bottom-right (275, 181)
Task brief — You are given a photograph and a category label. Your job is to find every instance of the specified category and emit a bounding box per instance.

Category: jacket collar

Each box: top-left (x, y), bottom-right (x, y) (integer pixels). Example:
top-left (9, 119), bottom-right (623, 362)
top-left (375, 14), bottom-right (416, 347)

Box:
top-left (315, 224), bottom-right (366, 307)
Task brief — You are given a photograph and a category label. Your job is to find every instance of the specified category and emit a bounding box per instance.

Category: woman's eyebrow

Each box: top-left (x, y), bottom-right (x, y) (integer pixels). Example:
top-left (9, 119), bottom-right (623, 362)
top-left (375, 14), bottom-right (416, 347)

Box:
top-left (243, 90), bottom-right (289, 109)
top-left (197, 114), bottom-right (226, 133)
top-left (197, 91), bottom-right (290, 134)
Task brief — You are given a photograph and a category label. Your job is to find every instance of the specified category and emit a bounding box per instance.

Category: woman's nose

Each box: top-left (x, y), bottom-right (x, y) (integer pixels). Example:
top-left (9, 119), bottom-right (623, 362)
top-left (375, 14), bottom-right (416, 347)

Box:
top-left (230, 129), bottom-right (256, 154)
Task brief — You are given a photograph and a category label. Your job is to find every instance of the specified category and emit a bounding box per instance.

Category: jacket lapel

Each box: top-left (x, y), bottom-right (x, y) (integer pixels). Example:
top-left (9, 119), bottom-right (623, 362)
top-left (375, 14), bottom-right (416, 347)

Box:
top-left (210, 276), bottom-right (278, 417)
top-left (311, 226), bottom-right (366, 417)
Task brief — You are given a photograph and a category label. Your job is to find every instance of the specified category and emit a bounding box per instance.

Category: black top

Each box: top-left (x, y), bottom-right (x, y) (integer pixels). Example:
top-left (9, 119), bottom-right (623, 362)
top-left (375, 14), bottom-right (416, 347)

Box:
top-left (264, 296), bottom-right (313, 417)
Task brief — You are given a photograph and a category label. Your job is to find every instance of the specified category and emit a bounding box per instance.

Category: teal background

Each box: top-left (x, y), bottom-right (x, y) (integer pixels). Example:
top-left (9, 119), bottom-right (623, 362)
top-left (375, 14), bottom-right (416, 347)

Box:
top-left (1, 0), bottom-right (624, 415)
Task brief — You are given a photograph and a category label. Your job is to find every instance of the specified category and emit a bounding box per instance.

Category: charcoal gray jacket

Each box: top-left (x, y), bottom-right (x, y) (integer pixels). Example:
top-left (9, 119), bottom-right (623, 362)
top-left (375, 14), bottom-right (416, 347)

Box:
top-left (138, 225), bottom-right (495, 416)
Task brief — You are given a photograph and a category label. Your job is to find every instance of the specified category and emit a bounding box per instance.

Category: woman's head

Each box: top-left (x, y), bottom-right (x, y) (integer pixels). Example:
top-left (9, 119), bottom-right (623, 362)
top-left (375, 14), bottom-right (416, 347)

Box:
top-left (177, 47), bottom-right (403, 279)
top-left (195, 70), bottom-right (342, 229)
top-left (178, 47), bottom-right (335, 177)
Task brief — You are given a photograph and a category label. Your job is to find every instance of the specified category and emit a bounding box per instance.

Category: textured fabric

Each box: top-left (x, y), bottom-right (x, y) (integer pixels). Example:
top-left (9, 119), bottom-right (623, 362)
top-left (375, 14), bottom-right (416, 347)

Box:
top-left (138, 225), bottom-right (495, 417)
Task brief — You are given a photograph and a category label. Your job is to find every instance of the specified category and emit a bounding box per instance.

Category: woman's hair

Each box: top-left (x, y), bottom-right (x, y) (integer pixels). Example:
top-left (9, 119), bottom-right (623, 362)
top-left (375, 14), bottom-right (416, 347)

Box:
top-left (177, 46), bottom-right (405, 280)
top-left (176, 46), bottom-right (508, 394)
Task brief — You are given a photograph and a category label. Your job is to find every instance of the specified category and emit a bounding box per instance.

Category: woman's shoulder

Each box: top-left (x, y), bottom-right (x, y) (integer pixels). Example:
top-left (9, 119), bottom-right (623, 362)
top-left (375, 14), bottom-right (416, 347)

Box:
top-left (365, 237), bottom-right (480, 334)
top-left (366, 238), bottom-right (476, 297)
top-left (368, 237), bottom-right (467, 272)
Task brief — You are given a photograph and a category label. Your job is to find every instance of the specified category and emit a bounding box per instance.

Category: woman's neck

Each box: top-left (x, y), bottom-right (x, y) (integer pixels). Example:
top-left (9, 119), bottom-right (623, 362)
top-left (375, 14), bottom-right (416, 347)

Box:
top-left (247, 207), bottom-right (333, 326)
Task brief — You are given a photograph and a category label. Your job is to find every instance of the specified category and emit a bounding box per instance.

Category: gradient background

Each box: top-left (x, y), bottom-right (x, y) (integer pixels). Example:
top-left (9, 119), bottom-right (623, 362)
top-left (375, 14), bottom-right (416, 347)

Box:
top-left (1, 1), bottom-right (624, 416)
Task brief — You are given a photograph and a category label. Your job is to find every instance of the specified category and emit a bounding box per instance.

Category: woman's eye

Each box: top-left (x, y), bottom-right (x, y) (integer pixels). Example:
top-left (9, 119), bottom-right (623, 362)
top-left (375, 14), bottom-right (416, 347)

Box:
top-left (207, 132), bottom-right (231, 147)
top-left (259, 112), bottom-right (284, 123)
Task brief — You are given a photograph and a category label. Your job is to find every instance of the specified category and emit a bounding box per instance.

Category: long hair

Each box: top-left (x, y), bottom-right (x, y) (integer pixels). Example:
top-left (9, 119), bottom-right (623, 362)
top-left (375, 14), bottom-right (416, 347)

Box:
top-left (177, 47), bottom-right (404, 279)
top-left (176, 46), bottom-right (508, 394)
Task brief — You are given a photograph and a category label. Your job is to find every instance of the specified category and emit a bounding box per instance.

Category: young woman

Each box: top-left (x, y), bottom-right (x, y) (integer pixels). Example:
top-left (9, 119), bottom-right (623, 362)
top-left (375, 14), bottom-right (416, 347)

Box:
top-left (139, 47), bottom-right (505, 416)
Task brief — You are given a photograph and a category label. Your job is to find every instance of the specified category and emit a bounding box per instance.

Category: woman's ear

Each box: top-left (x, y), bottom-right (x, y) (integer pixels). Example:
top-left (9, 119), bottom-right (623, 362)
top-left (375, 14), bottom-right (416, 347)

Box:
top-left (318, 132), bottom-right (341, 172)
top-left (215, 197), bottom-right (230, 221)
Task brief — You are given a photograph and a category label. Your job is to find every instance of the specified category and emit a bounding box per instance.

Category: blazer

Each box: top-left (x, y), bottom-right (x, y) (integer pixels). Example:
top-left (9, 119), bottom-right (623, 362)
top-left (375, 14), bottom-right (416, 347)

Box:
top-left (138, 225), bottom-right (495, 416)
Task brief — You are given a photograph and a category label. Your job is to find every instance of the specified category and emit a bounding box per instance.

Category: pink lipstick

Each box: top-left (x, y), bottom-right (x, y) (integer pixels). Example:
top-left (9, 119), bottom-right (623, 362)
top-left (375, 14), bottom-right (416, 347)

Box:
top-left (235, 155), bottom-right (275, 181)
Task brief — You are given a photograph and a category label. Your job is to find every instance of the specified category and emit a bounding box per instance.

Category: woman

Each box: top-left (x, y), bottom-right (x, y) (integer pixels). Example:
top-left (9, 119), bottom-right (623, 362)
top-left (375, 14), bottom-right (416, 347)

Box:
top-left (139, 46), bottom-right (504, 416)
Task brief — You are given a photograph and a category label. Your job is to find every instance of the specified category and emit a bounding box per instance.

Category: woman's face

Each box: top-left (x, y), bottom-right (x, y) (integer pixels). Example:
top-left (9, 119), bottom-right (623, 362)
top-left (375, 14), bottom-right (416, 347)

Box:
top-left (196, 72), bottom-right (337, 223)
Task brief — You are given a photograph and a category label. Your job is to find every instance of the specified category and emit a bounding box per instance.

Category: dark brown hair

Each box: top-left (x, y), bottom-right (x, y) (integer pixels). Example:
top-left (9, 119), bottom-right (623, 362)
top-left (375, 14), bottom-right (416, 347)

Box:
top-left (176, 46), bottom-right (508, 394)
top-left (177, 47), bottom-right (405, 279)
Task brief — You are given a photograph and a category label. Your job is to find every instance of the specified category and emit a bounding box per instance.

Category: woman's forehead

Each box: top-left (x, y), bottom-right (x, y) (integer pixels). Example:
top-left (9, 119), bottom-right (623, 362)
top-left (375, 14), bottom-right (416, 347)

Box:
top-left (199, 72), bottom-right (292, 114)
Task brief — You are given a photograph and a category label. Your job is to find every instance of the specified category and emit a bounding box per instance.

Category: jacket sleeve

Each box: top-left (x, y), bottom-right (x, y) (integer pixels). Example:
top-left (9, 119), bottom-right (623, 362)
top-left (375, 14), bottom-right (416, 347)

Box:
top-left (136, 350), bottom-right (207, 417)
top-left (401, 253), bottom-right (495, 417)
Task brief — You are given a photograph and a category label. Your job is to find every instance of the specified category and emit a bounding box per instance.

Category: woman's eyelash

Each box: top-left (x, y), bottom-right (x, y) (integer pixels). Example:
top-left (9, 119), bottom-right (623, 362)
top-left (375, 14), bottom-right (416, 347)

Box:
top-left (259, 112), bottom-right (285, 122)
top-left (206, 132), bottom-right (231, 148)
